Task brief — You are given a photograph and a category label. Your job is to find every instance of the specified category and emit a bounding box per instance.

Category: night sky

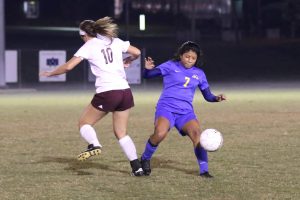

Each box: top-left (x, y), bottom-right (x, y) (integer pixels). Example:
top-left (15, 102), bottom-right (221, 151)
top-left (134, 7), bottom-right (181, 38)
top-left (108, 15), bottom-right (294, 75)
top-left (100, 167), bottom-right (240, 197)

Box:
top-left (5, 0), bottom-right (114, 26)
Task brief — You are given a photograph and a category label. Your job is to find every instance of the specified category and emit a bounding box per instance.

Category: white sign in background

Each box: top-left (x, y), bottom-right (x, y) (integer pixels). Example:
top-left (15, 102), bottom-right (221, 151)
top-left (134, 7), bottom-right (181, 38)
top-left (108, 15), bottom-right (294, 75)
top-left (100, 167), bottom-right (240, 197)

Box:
top-left (124, 54), bottom-right (141, 84)
top-left (39, 50), bottom-right (66, 82)
top-left (5, 50), bottom-right (18, 83)
top-left (88, 53), bottom-right (141, 84)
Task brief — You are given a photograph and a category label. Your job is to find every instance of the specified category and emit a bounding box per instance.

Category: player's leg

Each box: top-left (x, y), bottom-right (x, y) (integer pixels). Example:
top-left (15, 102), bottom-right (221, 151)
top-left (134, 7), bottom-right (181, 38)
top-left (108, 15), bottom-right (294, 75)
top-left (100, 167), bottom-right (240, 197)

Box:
top-left (111, 89), bottom-right (143, 176)
top-left (150, 117), bottom-right (171, 145)
top-left (77, 103), bottom-right (107, 161)
top-left (112, 109), bottom-right (143, 176)
top-left (180, 116), bottom-right (213, 178)
top-left (181, 119), bottom-right (201, 147)
top-left (141, 114), bottom-right (172, 176)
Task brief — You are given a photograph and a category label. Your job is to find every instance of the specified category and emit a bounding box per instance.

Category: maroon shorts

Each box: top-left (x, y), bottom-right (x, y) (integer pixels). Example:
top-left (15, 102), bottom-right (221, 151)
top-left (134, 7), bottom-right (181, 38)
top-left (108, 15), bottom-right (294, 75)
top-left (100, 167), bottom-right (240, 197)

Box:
top-left (91, 88), bottom-right (134, 112)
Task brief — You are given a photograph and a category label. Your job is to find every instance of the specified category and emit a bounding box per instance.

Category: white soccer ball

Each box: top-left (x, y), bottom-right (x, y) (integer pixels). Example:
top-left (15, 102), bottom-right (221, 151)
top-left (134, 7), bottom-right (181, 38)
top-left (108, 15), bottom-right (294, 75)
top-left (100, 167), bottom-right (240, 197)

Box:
top-left (200, 129), bottom-right (223, 152)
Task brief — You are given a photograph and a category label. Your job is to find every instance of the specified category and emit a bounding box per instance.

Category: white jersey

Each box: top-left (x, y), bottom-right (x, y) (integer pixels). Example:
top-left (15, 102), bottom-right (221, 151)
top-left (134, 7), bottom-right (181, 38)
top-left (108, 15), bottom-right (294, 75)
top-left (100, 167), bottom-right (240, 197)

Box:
top-left (74, 37), bottom-right (130, 93)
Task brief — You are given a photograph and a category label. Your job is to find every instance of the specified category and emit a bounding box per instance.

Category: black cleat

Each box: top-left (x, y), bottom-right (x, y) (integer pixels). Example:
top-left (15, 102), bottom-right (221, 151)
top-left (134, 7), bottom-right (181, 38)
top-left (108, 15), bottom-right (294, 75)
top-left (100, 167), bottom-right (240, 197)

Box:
top-left (130, 159), bottom-right (144, 176)
top-left (77, 144), bottom-right (101, 161)
top-left (141, 159), bottom-right (151, 176)
top-left (200, 172), bottom-right (214, 178)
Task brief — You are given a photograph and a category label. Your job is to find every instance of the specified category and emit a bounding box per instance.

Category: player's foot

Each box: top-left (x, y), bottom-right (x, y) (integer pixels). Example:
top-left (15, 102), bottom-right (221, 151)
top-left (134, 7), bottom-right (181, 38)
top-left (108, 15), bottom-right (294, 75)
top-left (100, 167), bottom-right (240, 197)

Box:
top-left (77, 144), bottom-right (101, 161)
top-left (141, 158), bottom-right (151, 176)
top-left (131, 168), bottom-right (144, 176)
top-left (200, 172), bottom-right (214, 178)
top-left (130, 159), bottom-right (144, 176)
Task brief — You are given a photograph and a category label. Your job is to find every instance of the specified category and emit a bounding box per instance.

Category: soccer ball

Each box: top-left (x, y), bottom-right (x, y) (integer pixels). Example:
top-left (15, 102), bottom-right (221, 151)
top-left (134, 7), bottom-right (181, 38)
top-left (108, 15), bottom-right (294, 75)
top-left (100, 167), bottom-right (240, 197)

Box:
top-left (200, 129), bottom-right (223, 152)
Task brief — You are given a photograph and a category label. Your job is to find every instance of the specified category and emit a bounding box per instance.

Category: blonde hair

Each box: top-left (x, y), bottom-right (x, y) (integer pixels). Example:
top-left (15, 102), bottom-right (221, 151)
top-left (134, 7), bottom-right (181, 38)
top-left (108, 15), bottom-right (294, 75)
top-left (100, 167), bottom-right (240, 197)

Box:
top-left (94, 16), bottom-right (118, 39)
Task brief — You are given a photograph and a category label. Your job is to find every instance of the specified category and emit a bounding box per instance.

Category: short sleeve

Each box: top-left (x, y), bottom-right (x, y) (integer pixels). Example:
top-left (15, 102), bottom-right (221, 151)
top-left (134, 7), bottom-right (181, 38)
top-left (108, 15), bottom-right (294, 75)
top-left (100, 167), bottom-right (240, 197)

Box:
top-left (114, 38), bottom-right (130, 53)
top-left (74, 44), bottom-right (89, 60)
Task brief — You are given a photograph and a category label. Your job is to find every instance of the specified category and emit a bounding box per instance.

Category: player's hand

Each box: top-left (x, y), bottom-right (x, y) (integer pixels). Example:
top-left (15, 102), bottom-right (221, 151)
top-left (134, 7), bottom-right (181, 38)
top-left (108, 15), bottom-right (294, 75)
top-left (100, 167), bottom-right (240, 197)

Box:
top-left (39, 71), bottom-right (52, 77)
top-left (216, 94), bottom-right (226, 102)
top-left (145, 57), bottom-right (155, 69)
top-left (123, 56), bottom-right (132, 68)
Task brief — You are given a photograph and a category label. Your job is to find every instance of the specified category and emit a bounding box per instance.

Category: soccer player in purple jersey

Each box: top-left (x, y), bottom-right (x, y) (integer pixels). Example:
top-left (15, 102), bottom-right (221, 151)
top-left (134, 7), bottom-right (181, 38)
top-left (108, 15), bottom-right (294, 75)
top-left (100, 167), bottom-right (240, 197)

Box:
top-left (141, 41), bottom-right (226, 178)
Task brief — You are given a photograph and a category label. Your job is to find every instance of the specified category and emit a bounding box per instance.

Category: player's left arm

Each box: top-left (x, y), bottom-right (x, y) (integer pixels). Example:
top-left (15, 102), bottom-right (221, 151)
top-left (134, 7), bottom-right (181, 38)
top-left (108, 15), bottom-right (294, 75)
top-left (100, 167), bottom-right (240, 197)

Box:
top-left (200, 87), bottom-right (226, 102)
top-left (215, 93), bottom-right (226, 102)
top-left (126, 45), bottom-right (141, 60)
top-left (123, 45), bottom-right (141, 68)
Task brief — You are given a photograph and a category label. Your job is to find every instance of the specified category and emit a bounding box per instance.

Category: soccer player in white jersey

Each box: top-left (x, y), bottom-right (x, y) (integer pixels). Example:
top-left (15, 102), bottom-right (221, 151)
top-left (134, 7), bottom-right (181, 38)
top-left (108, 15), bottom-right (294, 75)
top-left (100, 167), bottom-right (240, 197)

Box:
top-left (40, 17), bottom-right (143, 176)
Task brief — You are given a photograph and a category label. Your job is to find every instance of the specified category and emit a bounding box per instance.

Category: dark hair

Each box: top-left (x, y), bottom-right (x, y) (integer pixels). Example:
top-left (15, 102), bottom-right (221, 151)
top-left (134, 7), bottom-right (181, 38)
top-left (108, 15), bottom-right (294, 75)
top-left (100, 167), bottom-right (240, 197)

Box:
top-left (172, 41), bottom-right (205, 68)
top-left (79, 20), bottom-right (97, 37)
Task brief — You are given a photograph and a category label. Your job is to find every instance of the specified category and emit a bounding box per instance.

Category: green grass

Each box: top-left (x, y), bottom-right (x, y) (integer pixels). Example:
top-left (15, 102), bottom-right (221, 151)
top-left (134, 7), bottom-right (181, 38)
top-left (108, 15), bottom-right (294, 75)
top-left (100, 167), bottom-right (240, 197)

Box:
top-left (0, 86), bottom-right (299, 200)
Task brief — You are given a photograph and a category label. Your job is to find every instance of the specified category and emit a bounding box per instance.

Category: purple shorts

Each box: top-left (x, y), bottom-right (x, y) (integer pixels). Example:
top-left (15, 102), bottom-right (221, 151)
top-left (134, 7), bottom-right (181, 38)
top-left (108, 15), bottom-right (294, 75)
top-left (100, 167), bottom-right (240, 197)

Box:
top-left (155, 107), bottom-right (198, 136)
top-left (91, 88), bottom-right (134, 112)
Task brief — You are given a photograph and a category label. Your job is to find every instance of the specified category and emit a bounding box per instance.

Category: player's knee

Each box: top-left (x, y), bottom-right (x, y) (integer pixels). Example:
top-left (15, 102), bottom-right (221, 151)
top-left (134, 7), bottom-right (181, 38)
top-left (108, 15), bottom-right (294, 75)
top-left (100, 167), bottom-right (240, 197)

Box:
top-left (150, 130), bottom-right (165, 143)
top-left (153, 130), bottom-right (168, 141)
top-left (78, 121), bottom-right (84, 130)
top-left (114, 130), bottom-right (127, 139)
top-left (78, 120), bottom-right (90, 130)
top-left (188, 129), bottom-right (200, 141)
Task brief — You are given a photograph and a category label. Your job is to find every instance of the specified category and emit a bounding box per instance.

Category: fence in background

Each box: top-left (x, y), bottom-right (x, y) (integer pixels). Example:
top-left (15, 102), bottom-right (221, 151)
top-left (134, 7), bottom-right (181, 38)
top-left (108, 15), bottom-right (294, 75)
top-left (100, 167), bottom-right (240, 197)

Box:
top-left (4, 49), bottom-right (142, 88)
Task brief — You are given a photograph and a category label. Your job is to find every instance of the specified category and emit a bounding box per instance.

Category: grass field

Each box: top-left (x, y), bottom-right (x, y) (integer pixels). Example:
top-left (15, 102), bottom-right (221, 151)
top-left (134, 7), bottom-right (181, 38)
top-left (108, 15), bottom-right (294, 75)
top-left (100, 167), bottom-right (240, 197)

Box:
top-left (0, 83), bottom-right (299, 200)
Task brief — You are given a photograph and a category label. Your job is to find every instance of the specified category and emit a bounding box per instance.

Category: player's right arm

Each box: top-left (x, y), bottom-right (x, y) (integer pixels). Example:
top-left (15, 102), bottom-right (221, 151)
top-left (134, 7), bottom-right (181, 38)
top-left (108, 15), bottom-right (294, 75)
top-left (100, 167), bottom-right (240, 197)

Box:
top-left (39, 56), bottom-right (82, 77)
top-left (145, 57), bottom-right (155, 69)
top-left (143, 57), bottom-right (162, 79)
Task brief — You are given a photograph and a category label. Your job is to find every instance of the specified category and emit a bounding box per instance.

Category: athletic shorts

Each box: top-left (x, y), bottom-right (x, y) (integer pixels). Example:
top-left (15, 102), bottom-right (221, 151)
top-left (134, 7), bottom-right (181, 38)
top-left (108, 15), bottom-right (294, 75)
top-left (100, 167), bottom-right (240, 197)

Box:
top-left (155, 107), bottom-right (198, 136)
top-left (91, 88), bottom-right (134, 112)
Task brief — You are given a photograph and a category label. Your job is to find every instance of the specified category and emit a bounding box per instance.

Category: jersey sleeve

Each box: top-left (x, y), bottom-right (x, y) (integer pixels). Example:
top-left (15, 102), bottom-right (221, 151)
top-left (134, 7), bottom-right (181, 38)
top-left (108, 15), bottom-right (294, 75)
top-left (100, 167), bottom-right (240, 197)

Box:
top-left (198, 69), bottom-right (210, 90)
top-left (74, 44), bottom-right (89, 60)
top-left (114, 38), bottom-right (130, 53)
top-left (201, 87), bottom-right (218, 102)
top-left (157, 61), bottom-right (174, 76)
top-left (143, 67), bottom-right (162, 78)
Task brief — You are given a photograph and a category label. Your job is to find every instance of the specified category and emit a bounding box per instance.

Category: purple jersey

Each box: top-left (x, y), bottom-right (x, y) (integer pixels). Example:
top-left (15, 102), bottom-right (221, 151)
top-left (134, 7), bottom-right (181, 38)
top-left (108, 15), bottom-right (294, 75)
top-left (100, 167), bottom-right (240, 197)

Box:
top-left (156, 60), bottom-right (209, 114)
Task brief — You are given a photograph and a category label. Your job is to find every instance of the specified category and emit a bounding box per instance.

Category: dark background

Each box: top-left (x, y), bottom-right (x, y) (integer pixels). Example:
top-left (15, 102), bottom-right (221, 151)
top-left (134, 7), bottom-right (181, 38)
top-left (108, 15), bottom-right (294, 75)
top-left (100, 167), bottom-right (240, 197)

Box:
top-left (4, 0), bottom-right (300, 84)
